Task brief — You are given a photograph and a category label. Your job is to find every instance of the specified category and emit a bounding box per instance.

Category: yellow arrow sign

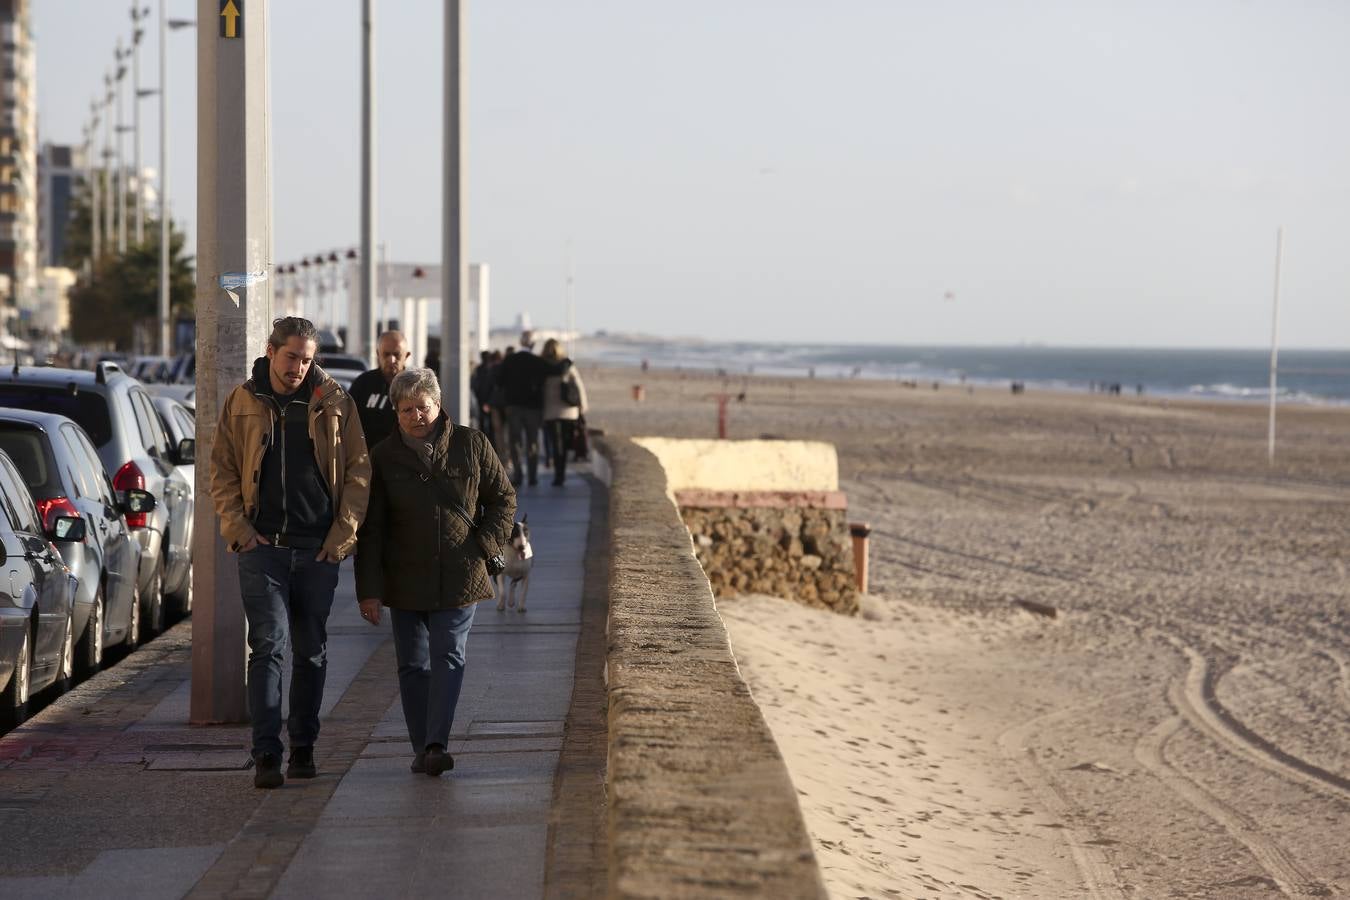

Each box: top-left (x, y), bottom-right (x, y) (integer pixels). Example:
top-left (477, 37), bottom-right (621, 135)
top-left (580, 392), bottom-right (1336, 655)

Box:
top-left (220, 0), bottom-right (240, 39)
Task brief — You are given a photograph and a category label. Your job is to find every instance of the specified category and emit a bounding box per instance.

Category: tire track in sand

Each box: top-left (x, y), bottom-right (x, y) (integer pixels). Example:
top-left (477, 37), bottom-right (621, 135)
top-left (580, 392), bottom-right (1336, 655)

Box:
top-left (997, 694), bottom-right (1135, 900)
top-left (1170, 644), bottom-right (1350, 804)
top-left (1135, 714), bottom-right (1330, 896)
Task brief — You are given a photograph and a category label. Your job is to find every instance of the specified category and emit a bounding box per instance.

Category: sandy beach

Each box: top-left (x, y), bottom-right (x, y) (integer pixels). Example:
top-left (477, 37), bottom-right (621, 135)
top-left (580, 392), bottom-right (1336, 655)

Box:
top-left (585, 364), bottom-right (1350, 899)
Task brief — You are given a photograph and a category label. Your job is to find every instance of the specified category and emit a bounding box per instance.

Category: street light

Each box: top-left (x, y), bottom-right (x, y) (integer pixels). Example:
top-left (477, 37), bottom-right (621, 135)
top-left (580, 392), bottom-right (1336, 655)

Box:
top-left (114, 40), bottom-right (129, 254)
top-left (155, 5), bottom-right (195, 355)
top-left (86, 103), bottom-right (102, 264)
top-left (102, 71), bottom-right (115, 255)
top-left (130, 5), bottom-right (152, 246)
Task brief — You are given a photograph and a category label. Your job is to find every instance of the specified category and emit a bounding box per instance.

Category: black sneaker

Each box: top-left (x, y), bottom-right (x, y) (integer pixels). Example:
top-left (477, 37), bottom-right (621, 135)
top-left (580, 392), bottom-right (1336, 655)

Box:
top-left (253, 752), bottom-right (284, 789)
top-left (424, 744), bottom-right (453, 777)
top-left (410, 752), bottom-right (426, 774)
top-left (286, 746), bottom-right (317, 779)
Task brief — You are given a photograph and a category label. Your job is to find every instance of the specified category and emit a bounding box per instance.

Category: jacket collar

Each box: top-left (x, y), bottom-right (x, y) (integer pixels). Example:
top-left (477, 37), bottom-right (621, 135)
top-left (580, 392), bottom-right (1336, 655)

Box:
top-left (385, 412), bottom-right (454, 471)
top-left (246, 357), bottom-right (342, 409)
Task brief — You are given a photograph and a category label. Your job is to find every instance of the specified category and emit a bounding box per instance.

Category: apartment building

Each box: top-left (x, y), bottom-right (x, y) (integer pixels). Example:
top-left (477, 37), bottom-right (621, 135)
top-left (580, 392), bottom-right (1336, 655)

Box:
top-left (0, 0), bottom-right (36, 326)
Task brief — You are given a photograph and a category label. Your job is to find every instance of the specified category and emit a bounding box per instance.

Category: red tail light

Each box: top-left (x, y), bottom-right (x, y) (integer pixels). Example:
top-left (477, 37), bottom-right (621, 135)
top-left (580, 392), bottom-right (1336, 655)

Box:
top-left (35, 496), bottom-right (81, 534)
top-left (114, 461), bottom-right (148, 528)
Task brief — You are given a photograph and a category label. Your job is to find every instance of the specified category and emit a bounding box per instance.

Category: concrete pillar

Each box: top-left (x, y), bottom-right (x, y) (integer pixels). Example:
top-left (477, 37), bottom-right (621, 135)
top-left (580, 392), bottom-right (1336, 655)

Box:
top-left (400, 296), bottom-right (415, 361)
top-left (470, 263), bottom-right (489, 352)
top-left (413, 298), bottom-right (429, 370)
top-left (191, 0), bottom-right (271, 725)
top-left (441, 0), bottom-right (469, 422)
top-left (359, 0), bottom-right (377, 366)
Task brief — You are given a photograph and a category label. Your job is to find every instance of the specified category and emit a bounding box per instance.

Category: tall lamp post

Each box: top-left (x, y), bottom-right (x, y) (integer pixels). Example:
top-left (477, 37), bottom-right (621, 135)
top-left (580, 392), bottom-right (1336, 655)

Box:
top-left (130, 5), bottom-right (151, 246)
top-left (114, 40), bottom-right (129, 254)
top-left (102, 72), bottom-right (115, 255)
top-left (86, 105), bottom-right (102, 265)
top-left (156, 6), bottom-right (195, 354)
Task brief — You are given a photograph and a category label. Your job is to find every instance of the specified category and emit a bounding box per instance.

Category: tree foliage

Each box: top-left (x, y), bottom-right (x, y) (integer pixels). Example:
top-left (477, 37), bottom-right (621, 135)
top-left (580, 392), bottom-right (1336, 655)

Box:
top-left (64, 182), bottom-right (196, 350)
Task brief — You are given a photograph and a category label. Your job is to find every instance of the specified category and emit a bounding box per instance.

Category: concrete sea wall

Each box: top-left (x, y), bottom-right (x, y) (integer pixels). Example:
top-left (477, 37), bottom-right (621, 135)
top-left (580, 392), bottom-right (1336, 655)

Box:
top-left (594, 435), bottom-right (827, 899)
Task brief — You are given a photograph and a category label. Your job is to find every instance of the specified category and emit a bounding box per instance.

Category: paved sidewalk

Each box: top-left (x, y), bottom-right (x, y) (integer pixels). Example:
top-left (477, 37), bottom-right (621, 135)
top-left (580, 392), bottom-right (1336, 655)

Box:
top-left (0, 475), bottom-right (599, 899)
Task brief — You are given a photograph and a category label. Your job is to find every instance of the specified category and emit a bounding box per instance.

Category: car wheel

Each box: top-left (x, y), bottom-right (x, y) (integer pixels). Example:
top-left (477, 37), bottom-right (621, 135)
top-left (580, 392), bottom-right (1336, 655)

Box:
top-left (78, 585), bottom-right (105, 676)
top-left (125, 582), bottom-right (142, 651)
top-left (144, 564), bottom-right (165, 636)
top-left (57, 610), bottom-right (75, 692)
top-left (1, 626), bottom-right (31, 730)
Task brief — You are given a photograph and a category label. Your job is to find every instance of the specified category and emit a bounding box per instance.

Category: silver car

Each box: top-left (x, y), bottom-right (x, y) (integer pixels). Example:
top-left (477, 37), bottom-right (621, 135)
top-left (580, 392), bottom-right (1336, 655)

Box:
top-left (0, 364), bottom-right (194, 635)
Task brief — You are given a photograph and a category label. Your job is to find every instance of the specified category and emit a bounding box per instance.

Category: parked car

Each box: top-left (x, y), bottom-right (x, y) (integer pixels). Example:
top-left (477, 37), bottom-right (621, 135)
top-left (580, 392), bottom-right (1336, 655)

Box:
top-left (128, 355), bottom-right (173, 384)
top-left (0, 449), bottom-right (80, 728)
top-left (0, 364), bottom-right (195, 634)
top-left (145, 383), bottom-right (195, 411)
top-left (316, 352), bottom-right (367, 375)
top-left (0, 410), bottom-right (153, 671)
top-left (148, 395), bottom-right (196, 614)
top-left (165, 352), bottom-right (194, 386)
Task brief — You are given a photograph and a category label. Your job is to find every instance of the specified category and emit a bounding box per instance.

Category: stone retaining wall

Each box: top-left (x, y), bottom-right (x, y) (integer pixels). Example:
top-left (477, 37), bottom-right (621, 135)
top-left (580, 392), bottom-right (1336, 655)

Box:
top-left (680, 502), bottom-right (859, 615)
top-left (594, 435), bottom-right (827, 899)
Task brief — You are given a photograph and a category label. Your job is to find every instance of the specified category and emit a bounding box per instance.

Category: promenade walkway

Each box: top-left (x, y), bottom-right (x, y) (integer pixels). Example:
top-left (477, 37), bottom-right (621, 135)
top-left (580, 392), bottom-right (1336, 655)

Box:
top-left (0, 476), bottom-right (604, 899)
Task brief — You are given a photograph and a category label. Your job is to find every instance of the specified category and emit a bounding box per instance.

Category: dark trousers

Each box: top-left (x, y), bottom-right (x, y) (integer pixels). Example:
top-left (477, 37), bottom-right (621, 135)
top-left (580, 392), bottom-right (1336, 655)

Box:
top-left (547, 419), bottom-right (576, 484)
top-left (237, 545), bottom-right (340, 758)
top-left (390, 605), bottom-right (476, 752)
top-left (506, 405), bottom-right (543, 485)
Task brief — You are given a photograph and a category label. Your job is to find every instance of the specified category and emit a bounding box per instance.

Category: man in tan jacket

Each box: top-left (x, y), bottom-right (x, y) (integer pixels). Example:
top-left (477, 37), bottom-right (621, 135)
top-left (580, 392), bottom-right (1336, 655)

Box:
top-left (209, 316), bottom-right (370, 789)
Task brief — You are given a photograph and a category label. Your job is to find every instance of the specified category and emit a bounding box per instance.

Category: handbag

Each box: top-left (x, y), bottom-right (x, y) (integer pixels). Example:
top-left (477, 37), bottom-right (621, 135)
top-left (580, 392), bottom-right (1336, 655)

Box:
top-left (572, 415), bottom-right (590, 461)
top-left (560, 364), bottom-right (582, 407)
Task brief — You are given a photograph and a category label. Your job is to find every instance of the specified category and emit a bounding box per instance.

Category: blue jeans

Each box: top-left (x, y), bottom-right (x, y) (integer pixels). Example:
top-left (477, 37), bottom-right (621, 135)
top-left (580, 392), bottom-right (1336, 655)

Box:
top-left (237, 545), bottom-right (340, 758)
top-left (390, 604), bottom-right (476, 752)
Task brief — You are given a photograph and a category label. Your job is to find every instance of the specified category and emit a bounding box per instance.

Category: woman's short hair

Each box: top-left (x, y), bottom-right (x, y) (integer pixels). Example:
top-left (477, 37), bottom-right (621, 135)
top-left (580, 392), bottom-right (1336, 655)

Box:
top-left (541, 338), bottom-right (564, 362)
top-left (389, 368), bottom-right (442, 409)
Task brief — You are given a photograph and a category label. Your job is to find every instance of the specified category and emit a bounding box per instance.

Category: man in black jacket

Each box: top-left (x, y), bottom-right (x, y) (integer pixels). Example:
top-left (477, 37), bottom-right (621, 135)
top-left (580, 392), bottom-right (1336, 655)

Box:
top-left (348, 330), bottom-right (411, 450)
top-left (495, 331), bottom-right (552, 486)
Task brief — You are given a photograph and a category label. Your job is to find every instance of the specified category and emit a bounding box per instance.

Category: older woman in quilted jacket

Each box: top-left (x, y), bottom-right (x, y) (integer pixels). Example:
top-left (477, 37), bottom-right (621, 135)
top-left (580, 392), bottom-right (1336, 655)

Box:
top-left (355, 368), bottom-right (515, 776)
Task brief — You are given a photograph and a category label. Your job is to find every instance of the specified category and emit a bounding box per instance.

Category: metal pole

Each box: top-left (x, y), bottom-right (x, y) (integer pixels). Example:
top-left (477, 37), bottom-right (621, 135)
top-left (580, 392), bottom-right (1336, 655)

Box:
top-left (88, 111), bottom-right (102, 263)
top-left (442, 0), bottom-right (469, 422)
top-left (115, 40), bottom-right (128, 255)
top-left (1267, 227), bottom-right (1283, 465)
top-left (103, 76), bottom-right (115, 253)
top-left (132, 6), bottom-right (146, 246)
top-left (359, 0), bottom-right (377, 365)
top-left (565, 240), bottom-right (575, 356)
top-left (158, 0), bottom-right (170, 353)
top-left (191, 0), bottom-right (272, 725)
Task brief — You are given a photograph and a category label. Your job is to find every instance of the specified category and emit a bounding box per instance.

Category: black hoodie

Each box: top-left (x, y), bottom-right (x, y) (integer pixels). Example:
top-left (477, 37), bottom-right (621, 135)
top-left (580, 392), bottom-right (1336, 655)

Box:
top-left (249, 357), bottom-right (334, 541)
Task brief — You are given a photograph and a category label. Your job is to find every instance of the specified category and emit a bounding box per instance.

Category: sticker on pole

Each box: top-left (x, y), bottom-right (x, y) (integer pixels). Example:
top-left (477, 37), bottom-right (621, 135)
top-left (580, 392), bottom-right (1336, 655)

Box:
top-left (220, 0), bottom-right (241, 39)
top-left (220, 270), bottom-right (266, 307)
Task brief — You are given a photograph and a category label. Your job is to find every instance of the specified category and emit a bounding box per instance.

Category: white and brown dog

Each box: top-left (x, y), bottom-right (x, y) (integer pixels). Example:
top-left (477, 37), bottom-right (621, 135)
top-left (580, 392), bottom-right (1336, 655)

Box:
top-left (496, 516), bottom-right (533, 612)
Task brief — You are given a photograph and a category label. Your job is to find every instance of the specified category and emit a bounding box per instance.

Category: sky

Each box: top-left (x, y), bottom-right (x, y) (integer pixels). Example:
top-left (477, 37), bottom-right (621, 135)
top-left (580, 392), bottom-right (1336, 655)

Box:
top-left (34, 1), bottom-right (1350, 348)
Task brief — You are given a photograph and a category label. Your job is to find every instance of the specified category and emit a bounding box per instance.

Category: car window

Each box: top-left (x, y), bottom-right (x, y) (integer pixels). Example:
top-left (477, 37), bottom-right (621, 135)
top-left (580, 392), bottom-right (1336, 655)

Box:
top-left (59, 424), bottom-right (96, 500)
top-left (0, 386), bottom-right (114, 446)
top-left (128, 389), bottom-right (158, 455)
top-left (171, 406), bottom-right (195, 441)
top-left (131, 389), bottom-right (173, 459)
top-left (0, 425), bottom-right (61, 498)
top-left (0, 453), bottom-right (42, 535)
top-left (70, 426), bottom-right (116, 506)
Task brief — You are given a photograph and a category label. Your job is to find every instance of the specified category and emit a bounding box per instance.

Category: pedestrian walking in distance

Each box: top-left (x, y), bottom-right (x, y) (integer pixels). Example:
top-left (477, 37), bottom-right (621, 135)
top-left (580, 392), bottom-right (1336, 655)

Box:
top-left (356, 368), bottom-right (516, 776)
top-left (496, 330), bottom-right (552, 486)
top-left (540, 338), bottom-right (588, 486)
top-left (209, 317), bottom-right (371, 789)
top-left (349, 330), bottom-right (413, 450)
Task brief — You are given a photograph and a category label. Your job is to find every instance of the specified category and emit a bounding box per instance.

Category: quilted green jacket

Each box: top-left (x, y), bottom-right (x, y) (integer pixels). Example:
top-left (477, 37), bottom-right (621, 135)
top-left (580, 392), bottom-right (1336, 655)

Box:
top-left (355, 416), bottom-right (515, 610)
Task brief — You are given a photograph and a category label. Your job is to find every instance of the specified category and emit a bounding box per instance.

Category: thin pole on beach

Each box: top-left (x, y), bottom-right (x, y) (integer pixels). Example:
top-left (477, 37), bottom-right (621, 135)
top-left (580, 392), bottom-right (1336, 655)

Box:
top-left (1267, 227), bottom-right (1283, 465)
